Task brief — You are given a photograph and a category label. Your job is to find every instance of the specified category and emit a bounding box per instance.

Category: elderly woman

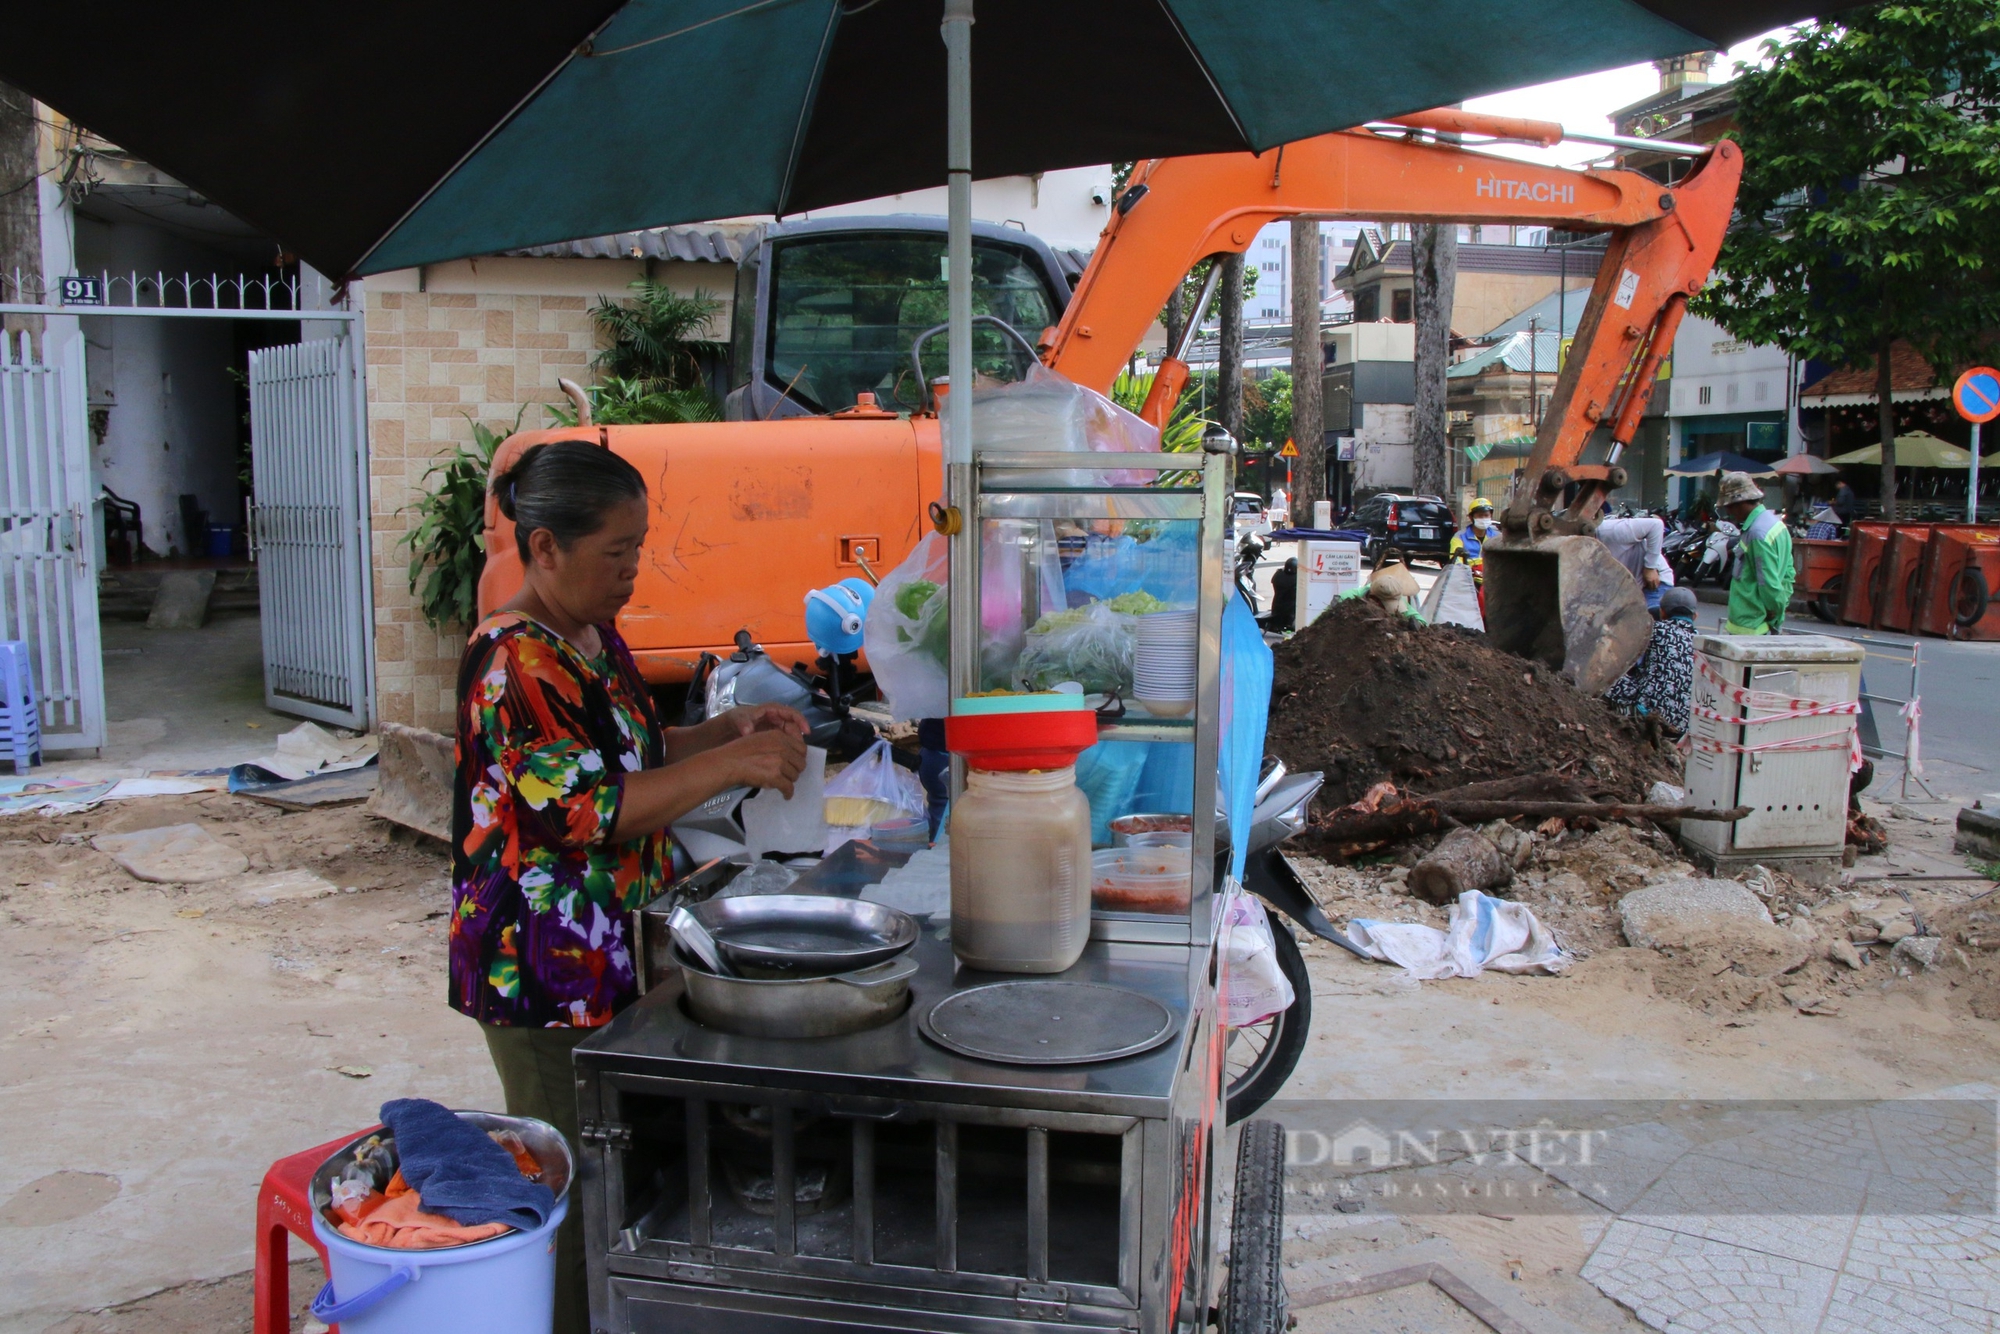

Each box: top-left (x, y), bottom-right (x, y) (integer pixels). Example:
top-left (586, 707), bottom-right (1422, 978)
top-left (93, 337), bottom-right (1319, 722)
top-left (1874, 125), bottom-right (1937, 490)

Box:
top-left (451, 440), bottom-right (806, 1332)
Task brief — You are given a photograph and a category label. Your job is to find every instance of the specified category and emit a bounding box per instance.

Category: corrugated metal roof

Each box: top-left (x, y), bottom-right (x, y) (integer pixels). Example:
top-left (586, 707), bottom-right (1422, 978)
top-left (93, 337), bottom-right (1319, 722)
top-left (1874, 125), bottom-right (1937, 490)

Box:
top-left (1448, 329), bottom-right (1561, 378)
top-left (505, 225), bottom-right (757, 263)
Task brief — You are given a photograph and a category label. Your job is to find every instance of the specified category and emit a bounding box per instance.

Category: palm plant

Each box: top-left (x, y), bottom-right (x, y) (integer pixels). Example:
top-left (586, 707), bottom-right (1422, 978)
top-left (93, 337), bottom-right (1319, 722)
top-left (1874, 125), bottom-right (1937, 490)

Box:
top-left (545, 376), bottom-right (721, 427)
top-left (590, 279), bottom-right (726, 393)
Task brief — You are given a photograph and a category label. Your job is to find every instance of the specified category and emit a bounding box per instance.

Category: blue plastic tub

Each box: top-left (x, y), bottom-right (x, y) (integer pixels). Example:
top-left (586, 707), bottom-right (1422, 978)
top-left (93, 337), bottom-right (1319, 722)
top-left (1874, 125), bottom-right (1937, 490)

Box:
top-left (206, 524), bottom-right (236, 558)
top-left (307, 1113), bottom-right (571, 1334)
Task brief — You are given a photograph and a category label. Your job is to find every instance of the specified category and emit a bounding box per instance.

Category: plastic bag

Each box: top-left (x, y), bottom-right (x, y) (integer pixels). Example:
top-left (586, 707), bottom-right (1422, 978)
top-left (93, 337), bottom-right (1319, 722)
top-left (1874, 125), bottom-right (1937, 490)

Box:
top-left (1347, 891), bottom-right (1571, 981)
top-left (824, 739), bottom-right (927, 829)
top-left (1016, 600), bottom-right (1134, 694)
top-left (1220, 881), bottom-right (1296, 1028)
top-left (1063, 529), bottom-right (1200, 608)
top-left (944, 363), bottom-right (1156, 486)
top-left (862, 523), bottom-right (1066, 721)
top-left (1073, 739), bottom-right (1151, 846)
top-left (1218, 590), bottom-right (1274, 882)
top-left (864, 533), bottom-right (951, 722)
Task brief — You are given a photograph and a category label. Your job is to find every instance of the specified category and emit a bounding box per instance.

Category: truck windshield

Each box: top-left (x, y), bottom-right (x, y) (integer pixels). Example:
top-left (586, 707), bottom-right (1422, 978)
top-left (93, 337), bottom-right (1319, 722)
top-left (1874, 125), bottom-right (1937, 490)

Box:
top-left (766, 234), bottom-right (1057, 412)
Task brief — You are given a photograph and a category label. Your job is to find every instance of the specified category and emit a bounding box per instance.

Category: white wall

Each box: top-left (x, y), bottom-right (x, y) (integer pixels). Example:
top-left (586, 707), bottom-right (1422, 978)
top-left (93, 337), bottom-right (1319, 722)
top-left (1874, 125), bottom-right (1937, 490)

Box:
top-left (1667, 312), bottom-right (1790, 417)
top-left (74, 216), bottom-right (248, 556)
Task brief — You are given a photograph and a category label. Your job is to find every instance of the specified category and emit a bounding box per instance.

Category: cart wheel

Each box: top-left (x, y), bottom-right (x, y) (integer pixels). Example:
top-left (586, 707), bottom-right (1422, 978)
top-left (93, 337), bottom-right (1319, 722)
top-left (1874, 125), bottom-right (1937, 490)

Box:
top-left (1812, 574), bottom-right (1843, 624)
top-left (1224, 1119), bottom-right (1288, 1334)
top-left (1225, 922), bottom-right (1311, 1125)
top-left (1953, 565), bottom-right (1990, 627)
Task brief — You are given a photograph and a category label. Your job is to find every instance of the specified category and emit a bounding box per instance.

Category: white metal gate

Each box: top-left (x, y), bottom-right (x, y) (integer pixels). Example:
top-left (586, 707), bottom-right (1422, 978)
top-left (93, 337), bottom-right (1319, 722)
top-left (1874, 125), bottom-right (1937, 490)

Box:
top-left (247, 337), bottom-right (371, 729)
top-left (0, 329), bottom-right (104, 751)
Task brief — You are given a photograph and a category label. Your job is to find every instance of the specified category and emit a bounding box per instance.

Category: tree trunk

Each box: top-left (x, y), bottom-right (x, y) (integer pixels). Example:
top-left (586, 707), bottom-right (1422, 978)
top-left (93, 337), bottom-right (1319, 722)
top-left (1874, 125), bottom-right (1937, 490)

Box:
top-left (0, 83), bottom-right (45, 342)
top-left (1217, 252), bottom-right (1246, 442)
top-left (1408, 827), bottom-right (1510, 905)
top-left (1411, 222), bottom-right (1459, 500)
top-left (1290, 218), bottom-right (1326, 514)
top-left (1876, 335), bottom-right (1898, 522)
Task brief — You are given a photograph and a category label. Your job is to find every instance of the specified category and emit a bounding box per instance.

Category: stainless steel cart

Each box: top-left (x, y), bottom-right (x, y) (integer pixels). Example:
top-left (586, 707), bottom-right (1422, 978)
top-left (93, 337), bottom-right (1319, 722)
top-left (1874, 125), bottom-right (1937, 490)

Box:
top-left (575, 446), bottom-right (1273, 1334)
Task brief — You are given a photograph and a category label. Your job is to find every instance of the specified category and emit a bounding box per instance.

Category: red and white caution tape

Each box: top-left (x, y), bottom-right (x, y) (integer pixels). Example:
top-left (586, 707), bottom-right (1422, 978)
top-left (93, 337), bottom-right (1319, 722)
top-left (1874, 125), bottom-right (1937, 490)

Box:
top-left (1686, 655), bottom-right (1864, 770)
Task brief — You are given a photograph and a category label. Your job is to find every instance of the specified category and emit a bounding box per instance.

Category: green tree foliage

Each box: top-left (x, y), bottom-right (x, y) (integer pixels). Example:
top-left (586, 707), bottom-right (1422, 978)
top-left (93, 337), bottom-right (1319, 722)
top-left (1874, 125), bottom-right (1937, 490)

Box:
top-left (1694, 3), bottom-right (2000, 517)
top-left (1242, 370), bottom-right (1293, 451)
top-left (545, 376), bottom-right (722, 427)
top-left (1110, 370), bottom-right (1210, 452)
top-left (403, 410), bottom-right (522, 631)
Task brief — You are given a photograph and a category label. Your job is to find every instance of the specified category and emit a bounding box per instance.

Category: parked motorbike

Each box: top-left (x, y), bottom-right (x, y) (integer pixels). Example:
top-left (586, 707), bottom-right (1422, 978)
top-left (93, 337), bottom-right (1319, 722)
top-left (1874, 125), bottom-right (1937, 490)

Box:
top-left (1661, 516), bottom-right (1709, 587)
top-left (1692, 519), bottom-right (1740, 587)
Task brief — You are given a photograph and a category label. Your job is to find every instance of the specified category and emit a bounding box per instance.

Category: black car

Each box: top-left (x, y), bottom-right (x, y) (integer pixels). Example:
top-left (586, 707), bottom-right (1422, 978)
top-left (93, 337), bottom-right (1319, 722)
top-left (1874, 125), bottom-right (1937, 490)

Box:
top-left (1347, 493), bottom-right (1456, 564)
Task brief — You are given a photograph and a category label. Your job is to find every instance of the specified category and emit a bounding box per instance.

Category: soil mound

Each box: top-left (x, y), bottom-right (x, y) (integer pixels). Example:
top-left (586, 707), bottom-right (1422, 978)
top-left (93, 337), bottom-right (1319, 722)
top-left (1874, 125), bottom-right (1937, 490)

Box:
top-left (1266, 598), bottom-right (1676, 807)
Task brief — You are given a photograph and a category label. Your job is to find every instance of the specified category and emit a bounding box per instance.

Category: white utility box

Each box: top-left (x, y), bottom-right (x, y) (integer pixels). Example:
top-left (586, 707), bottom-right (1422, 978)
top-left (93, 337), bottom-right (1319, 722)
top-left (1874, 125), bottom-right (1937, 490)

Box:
top-left (1295, 540), bottom-right (1362, 627)
top-left (1681, 633), bottom-right (1864, 871)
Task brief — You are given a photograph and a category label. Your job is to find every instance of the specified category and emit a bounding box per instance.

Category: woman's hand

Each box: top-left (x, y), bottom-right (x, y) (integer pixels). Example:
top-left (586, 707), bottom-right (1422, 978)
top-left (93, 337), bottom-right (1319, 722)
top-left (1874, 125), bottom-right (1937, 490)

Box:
top-left (720, 703), bottom-right (810, 739)
top-left (717, 728), bottom-right (810, 798)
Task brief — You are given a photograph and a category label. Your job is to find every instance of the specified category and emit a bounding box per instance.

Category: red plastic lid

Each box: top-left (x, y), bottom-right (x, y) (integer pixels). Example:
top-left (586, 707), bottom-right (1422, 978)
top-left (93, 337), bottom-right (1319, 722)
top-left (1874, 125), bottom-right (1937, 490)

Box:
top-left (945, 710), bottom-right (1099, 771)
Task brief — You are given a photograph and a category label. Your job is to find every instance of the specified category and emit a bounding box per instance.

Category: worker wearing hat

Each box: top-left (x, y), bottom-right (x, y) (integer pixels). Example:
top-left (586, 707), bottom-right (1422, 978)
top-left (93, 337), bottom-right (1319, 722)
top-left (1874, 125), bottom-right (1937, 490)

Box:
top-left (1448, 498), bottom-right (1493, 581)
top-left (1717, 471), bottom-right (1793, 634)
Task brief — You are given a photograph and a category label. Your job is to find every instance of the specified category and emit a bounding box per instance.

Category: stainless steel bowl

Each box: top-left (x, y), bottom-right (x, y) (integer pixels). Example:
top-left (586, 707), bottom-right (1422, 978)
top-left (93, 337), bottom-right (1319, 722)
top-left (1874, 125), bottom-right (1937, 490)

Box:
top-left (677, 948), bottom-right (919, 1038)
top-left (686, 893), bottom-right (918, 975)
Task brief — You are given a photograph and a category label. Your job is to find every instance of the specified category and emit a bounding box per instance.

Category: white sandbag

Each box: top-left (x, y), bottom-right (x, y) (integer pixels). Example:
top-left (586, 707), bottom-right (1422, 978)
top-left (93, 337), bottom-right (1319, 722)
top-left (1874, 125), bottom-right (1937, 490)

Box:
top-left (1347, 891), bottom-right (1569, 981)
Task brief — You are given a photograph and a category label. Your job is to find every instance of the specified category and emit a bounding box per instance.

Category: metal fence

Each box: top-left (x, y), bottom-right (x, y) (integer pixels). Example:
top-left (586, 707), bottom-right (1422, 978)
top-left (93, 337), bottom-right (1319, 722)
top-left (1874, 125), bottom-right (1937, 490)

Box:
top-left (1782, 625), bottom-right (1935, 800)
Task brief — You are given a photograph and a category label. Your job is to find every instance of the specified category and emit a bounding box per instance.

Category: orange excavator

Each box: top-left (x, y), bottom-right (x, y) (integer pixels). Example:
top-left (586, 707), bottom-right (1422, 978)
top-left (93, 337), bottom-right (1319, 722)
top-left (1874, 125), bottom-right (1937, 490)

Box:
top-left (480, 109), bottom-right (1740, 693)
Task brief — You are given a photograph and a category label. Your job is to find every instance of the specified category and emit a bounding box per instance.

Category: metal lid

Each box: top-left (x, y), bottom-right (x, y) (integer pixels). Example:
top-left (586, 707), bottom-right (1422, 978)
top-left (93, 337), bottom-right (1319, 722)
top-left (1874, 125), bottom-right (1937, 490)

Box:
top-left (1695, 633), bottom-right (1865, 663)
top-left (919, 981), bottom-right (1176, 1065)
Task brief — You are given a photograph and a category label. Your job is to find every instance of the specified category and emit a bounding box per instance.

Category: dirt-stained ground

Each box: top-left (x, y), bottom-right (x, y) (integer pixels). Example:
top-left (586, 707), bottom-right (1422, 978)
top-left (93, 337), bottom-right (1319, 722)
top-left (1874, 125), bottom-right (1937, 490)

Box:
top-left (6, 776), bottom-right (1999, 1332)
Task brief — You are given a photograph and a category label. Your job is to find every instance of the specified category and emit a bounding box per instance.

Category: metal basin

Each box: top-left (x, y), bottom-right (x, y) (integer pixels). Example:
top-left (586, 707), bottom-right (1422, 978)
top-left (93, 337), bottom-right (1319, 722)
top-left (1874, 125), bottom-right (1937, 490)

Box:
top-left (686, 893), bottom-right (918, 975)
top-left (678, 948), bottom-right (919, 1038)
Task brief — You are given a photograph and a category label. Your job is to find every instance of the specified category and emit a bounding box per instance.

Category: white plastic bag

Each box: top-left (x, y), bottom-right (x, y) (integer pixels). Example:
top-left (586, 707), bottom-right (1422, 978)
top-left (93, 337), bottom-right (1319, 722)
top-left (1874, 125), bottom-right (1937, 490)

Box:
top-left (864, 533), bottom-right (951, 722)
top-left (944, 364), bottom-right (1157, 488)
top-left (1220, 880), bottom-right (1296, 1028)
top-left (823, 738), bottom-right (926, 830)
top-left (1347, 891), bottom-right (1570, 981)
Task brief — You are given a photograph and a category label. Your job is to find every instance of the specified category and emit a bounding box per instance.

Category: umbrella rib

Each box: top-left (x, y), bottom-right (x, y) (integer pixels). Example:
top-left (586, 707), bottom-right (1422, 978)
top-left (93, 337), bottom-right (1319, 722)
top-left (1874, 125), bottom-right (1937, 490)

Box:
top-left (774, 2), bottom-right (844, 220)
top-left (1152, 0), bottom-right (1250, 149)
top-left (351, 7), bottom-right (625, 275)
top-left (591, 0), bottom-right (817, 58)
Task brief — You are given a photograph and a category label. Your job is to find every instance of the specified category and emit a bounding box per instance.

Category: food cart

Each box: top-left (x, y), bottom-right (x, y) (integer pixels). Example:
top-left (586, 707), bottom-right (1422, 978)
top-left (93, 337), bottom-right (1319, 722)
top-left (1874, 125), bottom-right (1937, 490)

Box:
top-left (572, 441), bottom-right (1286, 1334)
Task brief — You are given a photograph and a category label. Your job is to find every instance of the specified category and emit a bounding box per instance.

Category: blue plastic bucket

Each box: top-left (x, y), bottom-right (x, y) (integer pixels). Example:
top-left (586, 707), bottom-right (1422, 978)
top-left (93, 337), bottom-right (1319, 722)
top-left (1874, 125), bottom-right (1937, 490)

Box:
top-left (306, 1113), bottom-right (571, 1334)
top-left (207, 524), bottom-right (236, 558)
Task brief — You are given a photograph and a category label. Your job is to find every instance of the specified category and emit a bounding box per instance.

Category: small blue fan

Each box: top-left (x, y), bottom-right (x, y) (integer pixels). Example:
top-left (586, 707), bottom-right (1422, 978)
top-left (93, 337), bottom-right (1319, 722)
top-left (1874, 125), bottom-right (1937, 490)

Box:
top-left (804, 577), bottom-right (876, 655)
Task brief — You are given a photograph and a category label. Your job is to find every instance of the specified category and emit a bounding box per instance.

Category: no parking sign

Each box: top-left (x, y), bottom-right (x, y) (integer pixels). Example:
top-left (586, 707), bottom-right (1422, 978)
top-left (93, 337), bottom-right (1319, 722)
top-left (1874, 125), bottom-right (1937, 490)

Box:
top-left (1954, 366), bottom-right (1998, 523)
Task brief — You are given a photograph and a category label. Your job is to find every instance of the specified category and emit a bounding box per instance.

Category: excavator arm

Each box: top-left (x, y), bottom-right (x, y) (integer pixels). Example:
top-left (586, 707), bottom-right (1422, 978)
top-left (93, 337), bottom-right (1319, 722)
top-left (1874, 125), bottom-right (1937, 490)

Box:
top-left (1042, 114), bottom-right (1743, 691)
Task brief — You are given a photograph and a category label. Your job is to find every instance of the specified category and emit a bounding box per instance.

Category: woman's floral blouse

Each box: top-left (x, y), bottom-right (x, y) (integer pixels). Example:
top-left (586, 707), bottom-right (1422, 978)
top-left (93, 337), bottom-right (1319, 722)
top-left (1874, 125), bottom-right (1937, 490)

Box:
top-left (450, 613), bottom-right (667, 1028)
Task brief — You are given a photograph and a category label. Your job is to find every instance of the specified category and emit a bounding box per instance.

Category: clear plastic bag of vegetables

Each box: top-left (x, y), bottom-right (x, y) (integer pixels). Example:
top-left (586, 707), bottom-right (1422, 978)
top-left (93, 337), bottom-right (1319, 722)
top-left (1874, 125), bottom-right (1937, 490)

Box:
top-left (1014, 592), bottom-right (1166, 695)
top-left (864, 533), bottom-right (952, 722)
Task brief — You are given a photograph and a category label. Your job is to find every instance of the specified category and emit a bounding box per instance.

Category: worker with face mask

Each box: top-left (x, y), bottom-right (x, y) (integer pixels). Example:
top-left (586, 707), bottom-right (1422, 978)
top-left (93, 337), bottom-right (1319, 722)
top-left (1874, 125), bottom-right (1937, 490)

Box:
top-left (1448, 498), bottom-right (1494, 582)
top-left (1717, 470), bottom-right (1793, 635)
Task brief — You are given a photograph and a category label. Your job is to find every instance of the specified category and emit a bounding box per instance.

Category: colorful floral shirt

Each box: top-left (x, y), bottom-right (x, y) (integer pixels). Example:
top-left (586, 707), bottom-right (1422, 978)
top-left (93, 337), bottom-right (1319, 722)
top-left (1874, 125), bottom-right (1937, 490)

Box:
top-left (450, 613), bottom-right (668, 1028)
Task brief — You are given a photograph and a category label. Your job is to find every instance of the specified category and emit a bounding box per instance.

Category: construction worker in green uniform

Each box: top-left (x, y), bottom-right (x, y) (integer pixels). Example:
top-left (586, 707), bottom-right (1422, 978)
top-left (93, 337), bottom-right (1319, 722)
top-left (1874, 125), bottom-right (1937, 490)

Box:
top-left (1718, 470), bottom-right (1793, 634)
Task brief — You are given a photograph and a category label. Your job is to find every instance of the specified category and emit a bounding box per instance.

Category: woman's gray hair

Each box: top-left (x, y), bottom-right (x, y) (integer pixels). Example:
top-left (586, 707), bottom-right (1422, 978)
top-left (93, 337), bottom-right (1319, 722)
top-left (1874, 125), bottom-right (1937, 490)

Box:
top-left (492, 441), bottom-right (647, 561)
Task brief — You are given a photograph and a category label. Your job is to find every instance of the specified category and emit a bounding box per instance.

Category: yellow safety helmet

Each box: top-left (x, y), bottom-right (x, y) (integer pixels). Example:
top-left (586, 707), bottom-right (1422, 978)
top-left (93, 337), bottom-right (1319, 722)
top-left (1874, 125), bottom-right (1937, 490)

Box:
top-left (1468, 498), bottom-right (1494, 515)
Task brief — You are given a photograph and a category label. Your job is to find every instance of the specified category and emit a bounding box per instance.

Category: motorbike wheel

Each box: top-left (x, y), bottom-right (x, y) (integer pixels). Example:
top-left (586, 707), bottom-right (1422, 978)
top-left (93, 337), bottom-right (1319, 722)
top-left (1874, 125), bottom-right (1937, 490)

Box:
top-left (1222, 1119), bottom-right (1288, 1334)
top-left (1225, 920), bottom-right (1312, 1125)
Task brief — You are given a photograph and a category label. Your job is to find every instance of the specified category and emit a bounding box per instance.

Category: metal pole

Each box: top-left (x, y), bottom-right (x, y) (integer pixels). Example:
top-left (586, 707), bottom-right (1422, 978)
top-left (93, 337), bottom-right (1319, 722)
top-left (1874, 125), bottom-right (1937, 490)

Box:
top-left (1972, 421), bottom-right (1981, 524)
top-left (942, 0), bottom-right (977, 790)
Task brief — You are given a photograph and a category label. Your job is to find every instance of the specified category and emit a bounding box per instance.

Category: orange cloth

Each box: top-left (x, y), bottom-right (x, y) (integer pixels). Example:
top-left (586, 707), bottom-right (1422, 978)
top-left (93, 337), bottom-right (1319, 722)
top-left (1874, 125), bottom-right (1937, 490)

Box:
top-left (335, 1171), bottom-right (513, 1250)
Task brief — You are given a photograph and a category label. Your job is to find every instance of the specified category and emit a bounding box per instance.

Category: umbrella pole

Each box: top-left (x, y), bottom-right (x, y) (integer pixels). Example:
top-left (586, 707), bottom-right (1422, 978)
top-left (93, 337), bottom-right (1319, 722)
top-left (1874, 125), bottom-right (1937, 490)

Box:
top-left (943, 0), bottom-right (976, 792)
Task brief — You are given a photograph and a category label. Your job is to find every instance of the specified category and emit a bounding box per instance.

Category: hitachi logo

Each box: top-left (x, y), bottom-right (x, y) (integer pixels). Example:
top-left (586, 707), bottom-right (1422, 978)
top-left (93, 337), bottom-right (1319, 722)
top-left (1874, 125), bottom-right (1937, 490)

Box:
top-left (1475, 177), bottom-right (1576, 204)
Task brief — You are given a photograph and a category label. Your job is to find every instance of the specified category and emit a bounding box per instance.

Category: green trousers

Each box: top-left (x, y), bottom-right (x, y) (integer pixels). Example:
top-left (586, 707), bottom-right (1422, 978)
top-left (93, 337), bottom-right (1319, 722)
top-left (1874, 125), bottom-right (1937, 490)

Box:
top-left (482, 1022), bottom-right (591, 1334)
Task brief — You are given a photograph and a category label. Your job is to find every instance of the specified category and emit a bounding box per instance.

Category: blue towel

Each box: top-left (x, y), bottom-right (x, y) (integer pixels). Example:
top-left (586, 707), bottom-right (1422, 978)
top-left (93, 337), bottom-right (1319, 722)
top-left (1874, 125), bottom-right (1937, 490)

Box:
top-left (379, 1098), bottom-right (556, 1231)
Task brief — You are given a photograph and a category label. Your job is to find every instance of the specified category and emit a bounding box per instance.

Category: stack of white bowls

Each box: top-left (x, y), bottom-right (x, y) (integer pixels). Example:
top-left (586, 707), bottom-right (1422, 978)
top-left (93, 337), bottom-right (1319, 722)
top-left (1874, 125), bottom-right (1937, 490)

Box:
top-left (1131, 606), bottom-right (1198, 716)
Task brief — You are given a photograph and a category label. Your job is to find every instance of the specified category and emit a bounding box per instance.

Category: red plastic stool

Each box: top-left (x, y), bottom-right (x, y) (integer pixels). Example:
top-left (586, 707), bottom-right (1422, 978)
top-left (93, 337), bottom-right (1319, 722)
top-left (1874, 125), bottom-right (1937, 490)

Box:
top-left (256, 1128), bottom-right (377, 1334)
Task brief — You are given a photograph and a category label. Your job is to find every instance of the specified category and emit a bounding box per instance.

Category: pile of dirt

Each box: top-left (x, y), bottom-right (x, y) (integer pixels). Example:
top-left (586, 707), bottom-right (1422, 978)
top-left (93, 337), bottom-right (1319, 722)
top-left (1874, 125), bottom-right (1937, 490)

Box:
top-left (1266, 598), bottom-right (1676, 808)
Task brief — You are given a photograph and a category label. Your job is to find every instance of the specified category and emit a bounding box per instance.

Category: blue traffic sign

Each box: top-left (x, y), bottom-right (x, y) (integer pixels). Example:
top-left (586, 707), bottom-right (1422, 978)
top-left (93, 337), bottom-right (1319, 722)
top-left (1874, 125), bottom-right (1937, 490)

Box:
top-left (1953, 366), bottom-right (2000, 424)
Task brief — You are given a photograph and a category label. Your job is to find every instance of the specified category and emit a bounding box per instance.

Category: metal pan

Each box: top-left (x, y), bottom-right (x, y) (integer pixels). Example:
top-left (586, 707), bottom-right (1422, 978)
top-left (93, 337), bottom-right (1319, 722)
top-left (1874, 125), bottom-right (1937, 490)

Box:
top-left (685, 894), bottom-right (918, 974)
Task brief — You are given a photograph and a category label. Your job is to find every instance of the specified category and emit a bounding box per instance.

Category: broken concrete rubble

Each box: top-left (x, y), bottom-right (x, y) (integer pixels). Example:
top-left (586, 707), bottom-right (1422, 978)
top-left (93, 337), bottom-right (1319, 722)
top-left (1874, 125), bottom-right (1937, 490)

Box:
top-left (1617, 877), bottom-right (1775, 951)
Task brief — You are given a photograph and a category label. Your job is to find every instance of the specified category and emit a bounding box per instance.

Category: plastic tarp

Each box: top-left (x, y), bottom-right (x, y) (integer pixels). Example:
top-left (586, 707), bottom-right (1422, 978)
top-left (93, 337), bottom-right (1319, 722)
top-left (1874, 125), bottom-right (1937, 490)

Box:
top-left (1347, 891), bottom-right (1571, 981)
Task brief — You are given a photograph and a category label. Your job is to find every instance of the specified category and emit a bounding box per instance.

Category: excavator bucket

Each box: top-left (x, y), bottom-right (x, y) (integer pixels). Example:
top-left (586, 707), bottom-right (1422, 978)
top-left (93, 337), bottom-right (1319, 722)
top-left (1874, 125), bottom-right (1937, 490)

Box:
top-left (1482, 536), bottom-right (1654, 695)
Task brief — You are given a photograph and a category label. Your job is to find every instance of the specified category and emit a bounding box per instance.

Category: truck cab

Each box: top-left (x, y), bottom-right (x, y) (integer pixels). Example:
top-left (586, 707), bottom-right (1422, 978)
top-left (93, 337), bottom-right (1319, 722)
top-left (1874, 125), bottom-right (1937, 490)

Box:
top-left (723, 215), bottom-right (1081, 422)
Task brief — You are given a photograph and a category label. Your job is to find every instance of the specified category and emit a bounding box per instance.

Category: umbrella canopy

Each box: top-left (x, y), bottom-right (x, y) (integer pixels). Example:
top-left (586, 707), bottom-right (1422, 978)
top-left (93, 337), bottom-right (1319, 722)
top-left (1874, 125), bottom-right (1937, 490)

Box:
top-left (1, 0), bottom-right (1823, 278)
top-left (1771, 454), bottom-right (1839, 477)
top-left (1666, 451), bottom-right (1779, 478)
top-left (1827, 431), bottom-right (1975, 468)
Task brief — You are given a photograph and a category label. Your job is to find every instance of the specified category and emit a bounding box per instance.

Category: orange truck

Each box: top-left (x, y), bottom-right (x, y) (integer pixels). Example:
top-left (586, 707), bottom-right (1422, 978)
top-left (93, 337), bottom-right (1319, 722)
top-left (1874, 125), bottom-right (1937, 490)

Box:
top-left (480, 111), bottom-right (1740, 691)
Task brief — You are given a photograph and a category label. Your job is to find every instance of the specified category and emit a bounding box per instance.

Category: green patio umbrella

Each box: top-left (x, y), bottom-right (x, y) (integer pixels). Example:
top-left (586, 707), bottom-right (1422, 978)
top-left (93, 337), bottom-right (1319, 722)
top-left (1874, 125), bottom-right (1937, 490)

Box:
top-left (1827, 431), bottom-right (1976, 468)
